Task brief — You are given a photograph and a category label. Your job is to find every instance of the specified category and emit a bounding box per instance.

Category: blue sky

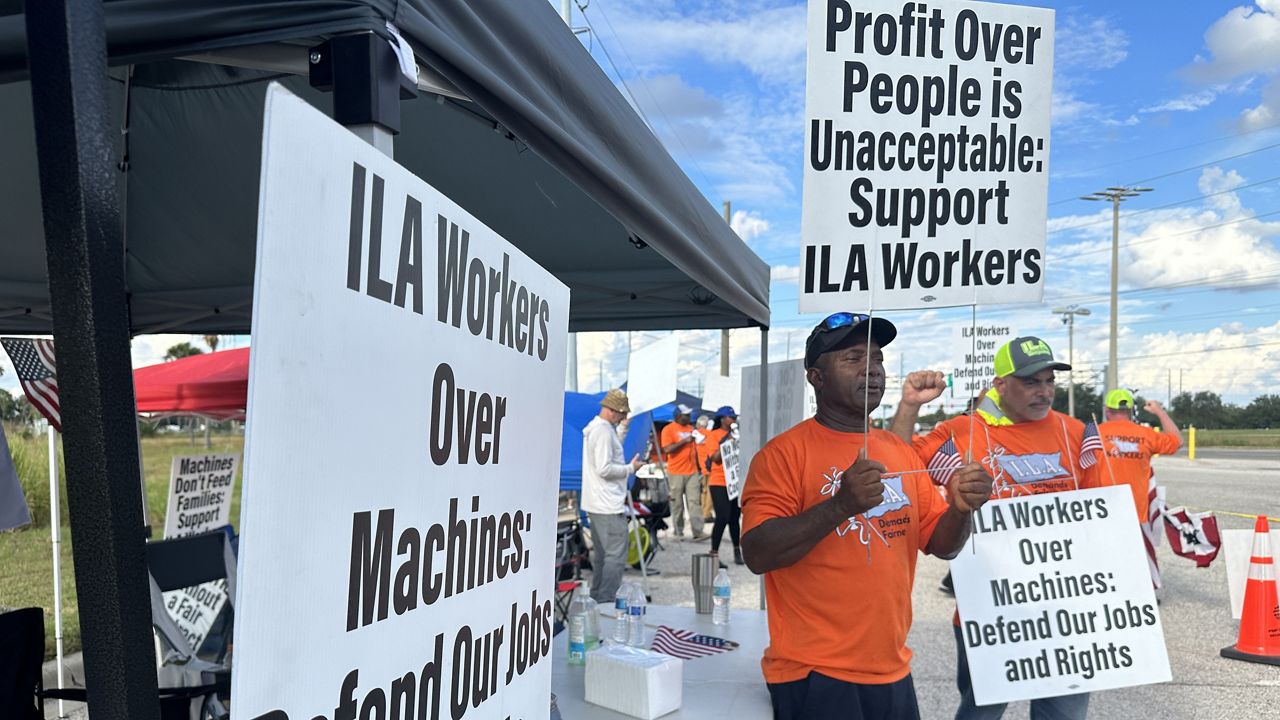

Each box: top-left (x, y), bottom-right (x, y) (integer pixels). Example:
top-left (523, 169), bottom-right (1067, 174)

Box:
top-left (4, 1), bottom-right (1278, 411)
top-left (563, 0), bottom-right (1280, 409)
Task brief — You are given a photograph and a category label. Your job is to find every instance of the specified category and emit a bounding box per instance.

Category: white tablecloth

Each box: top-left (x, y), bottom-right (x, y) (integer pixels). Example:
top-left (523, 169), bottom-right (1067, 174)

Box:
top-left (551, 604), bottom-right (773, 719)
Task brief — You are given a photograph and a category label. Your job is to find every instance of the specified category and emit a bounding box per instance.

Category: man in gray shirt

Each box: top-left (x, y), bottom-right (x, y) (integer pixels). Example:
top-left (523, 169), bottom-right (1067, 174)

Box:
top-left (582, 388), bottom-right (643, 603)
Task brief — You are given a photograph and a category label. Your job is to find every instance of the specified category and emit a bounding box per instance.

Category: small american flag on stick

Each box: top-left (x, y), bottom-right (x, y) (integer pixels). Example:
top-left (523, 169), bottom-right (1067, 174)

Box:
top-left (1, 337), bottom-right (61, 432)
top-left (926, 438), bottom-right (964, 486)
top-left (650, 625), bottom-right (738, 659)
top-left (1079, 421), bottom-right (1103, 469)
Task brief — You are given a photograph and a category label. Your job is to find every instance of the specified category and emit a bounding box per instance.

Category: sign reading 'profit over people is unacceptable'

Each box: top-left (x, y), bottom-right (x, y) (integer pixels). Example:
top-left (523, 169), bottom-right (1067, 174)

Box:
top-left (232, 85), bottom-right (569, 720)
top-left (950, 486), bottom-right (1171, 705)
top-left (800, 0), bottom-right (1054, 311)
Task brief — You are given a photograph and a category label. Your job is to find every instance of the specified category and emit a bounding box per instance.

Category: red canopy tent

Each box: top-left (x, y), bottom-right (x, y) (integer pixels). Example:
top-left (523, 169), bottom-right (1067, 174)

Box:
top-left (133, 347), bottom-right (249, 420)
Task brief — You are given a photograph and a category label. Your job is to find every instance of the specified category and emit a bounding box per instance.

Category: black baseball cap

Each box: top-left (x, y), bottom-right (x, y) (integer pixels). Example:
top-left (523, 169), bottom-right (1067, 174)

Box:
top-left (994, 336), bottom-right (1071, 378)
top-left (804, 312), bottom-right (897, 369)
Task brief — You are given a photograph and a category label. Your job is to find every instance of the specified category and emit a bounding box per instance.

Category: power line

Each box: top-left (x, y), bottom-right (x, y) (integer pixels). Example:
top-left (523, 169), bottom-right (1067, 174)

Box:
top-left (1049, 119), bottom-right (1280, 185)
top-left (1049, 208), bottom-right (1280, 259)
top-left (1046, 139), bottom-right (1280, 207)
top-left (577, 0), bottom-right (716, 193)
top-left (1064, 339), bottom-right (1280, 364)
top-left (1046, 175), bottom-right (1280, 237)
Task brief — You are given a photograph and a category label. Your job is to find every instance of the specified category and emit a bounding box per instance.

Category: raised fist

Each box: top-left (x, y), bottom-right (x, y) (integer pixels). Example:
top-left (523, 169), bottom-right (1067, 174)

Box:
top-left (902, 370), bottom-right (947, 406)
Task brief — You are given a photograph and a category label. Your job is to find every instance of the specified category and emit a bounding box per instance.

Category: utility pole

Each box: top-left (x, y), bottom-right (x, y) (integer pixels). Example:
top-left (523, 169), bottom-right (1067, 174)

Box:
top-left (1167, 369), bottom-right (1172, 406)
top-left (1052, 305), bottom-right (1091, 418)
top-left (720, 200), bottom-right (732, 376)
top-left (1080, 186), bottom-right (1152, 391)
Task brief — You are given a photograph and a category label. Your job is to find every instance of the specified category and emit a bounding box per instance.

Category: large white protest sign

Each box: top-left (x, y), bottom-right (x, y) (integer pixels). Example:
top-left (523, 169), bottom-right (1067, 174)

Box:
top-left (800, 0), bottom-right (1054, 311)
top-left (233, 85), bottom-right (569, 720)
top-left (951, 486), bottom-right (1170, 705)
top-left (952, 323), bottom-right (1012, 396)
top-left (701, 368), bottom-right (742, 414)
top-left (738, 360), bottom-right (811, 479)
top-left (163, 453), bottom-right (239, 538)
top-left (627, 335), bottom-right (679, 415)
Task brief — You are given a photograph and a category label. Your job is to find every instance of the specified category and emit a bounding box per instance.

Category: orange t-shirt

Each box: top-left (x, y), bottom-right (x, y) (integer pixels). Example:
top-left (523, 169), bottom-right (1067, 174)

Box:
top-left (913, 409), bottom-right (1105, 626)
top-left (913, 411), bottom-right (1104, 499)
top-left (660, 421), bottom-right (700, 475)
top-left (703, 427), bottom-right (730, 486)
top-left (1098, 420), bottom-right (1182, 521)
top-left (741, 420), bottom-right (949, 685)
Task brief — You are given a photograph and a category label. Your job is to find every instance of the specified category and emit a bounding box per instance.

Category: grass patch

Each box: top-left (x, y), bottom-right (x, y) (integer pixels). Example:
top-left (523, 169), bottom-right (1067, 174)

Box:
top-left (0, 426), bottom-right (244, 660)
top-left (1195, 428), bottom-right (1280, 448)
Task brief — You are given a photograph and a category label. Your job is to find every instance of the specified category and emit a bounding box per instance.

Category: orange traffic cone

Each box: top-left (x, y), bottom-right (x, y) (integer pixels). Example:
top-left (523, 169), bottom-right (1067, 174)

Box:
top-left (1220, 516), bottom-right (1280, 666)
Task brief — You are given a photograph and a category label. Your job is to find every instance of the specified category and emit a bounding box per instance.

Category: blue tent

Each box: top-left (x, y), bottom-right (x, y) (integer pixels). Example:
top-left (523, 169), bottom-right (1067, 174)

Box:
top-left (559, 390), bottom-right (703, 491)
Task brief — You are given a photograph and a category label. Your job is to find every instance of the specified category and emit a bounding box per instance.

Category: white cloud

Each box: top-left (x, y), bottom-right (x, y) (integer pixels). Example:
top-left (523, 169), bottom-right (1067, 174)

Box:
top-left (1240, 76), bottom-right (1280, 131)
top-left (1141, 88), bottom-right (1220, 113)
top-left (1186, 2), bottom-right (1280, 84)
top-left (731, 209), bottom-right (770, 242)
top-left (1180, 2), bottom-right (1280, 129)
top-left (1055, 16), bottom-right (1129, 71)
top-left (598, 3), bottom-right (806, 86)
top-left (770, 264), bottom-right (799, 284)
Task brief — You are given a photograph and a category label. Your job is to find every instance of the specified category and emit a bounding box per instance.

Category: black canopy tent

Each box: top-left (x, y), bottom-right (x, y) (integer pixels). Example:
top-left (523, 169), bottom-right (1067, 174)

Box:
top-left (0, 0), bottom-right (770, 333)
top-left (2, 0), bottom-right (771, 716)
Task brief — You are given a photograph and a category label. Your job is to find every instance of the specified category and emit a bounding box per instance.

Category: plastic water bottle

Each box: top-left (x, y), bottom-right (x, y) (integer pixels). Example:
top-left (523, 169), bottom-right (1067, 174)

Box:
top-left (583, 597), bottom-right (600, 650)
top-left (613, 583), bottom-right (631, 643)
top-left (712, 568), bottom-right (731, 625)
top-left (567, 597), bottom-right (588, 665)
top-left (627, 583), bottom-right (647, 646)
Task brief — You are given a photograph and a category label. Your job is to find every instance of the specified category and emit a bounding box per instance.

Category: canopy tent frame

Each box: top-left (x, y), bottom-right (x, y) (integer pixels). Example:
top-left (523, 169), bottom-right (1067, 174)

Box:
top-left (10, 1), bottom-right (774, 715)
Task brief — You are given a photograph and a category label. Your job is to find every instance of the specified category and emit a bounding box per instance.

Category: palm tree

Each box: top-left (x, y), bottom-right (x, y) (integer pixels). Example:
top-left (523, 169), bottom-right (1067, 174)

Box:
top-left (203, 335), bottom-right (220, 353)
top-left (163, 342), bottom-right (203, 361)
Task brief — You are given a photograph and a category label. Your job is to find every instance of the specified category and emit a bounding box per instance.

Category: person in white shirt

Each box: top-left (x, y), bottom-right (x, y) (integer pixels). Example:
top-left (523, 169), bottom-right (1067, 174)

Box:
top-left (582, 388), bottom-right (643, 603)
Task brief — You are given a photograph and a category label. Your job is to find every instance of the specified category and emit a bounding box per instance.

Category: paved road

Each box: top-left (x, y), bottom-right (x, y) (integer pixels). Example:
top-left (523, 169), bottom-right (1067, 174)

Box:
top-left (1180, 446), bottom-right (1280, 463)
top-left (590, 453), bottom-right (1280, 718)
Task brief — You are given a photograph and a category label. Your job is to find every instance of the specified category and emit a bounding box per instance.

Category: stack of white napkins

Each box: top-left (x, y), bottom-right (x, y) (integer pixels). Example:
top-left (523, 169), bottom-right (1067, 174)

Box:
top-left (584, 644), bottom-right (683, 719)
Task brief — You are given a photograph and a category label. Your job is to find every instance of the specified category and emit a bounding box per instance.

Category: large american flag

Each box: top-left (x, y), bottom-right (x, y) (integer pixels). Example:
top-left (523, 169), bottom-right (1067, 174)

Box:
top-left (1, 337), bottom-right (61, 432)
top-left (1079, 421), bottom-right (1103, 469)
top-left (650, 625), bottom-right (738, 659)
top-left (926, 438), bottom-right (964, 487)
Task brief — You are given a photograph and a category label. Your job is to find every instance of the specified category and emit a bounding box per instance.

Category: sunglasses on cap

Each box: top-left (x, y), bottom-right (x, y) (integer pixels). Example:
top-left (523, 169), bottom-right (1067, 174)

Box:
top-left (818, 312), bottom-right (871, 332)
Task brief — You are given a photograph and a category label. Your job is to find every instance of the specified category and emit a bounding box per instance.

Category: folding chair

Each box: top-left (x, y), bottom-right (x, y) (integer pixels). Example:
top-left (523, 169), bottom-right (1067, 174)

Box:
top-left (0, 606), bottom-right (224, 720)
top-left (0, 607), bottom-right (47, 720)
top-left (146, 528), bottom-right (238, 720)
top-left (553, 521), bottom-right (586, 622)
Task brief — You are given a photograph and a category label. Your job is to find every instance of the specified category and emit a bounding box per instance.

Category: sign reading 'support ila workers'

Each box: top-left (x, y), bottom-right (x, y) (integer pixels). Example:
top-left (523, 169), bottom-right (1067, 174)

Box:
top-left (952, 324), bottom-right (1011, 396)
top-left (950, 486), bottom-right (1170, 705)
top-left (232, 85), bottom-right (569, 720)
top-left (800, 0), bottom-right (1054, 311)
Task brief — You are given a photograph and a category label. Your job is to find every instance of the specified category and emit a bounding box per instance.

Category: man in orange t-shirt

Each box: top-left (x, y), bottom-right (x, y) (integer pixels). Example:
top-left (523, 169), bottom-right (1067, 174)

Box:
top-left (1098, 389), bottom-right (1182, 522)
top-left (661, 404), bottom-right (706, 539)
top-left (889, 336), bottom-right (1103, 720)
top-left (741, 313), bottom-right (994, 720)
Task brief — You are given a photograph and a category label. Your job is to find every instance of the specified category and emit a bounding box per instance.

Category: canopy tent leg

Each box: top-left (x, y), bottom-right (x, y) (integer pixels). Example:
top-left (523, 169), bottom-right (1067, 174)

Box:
top-left (758, 327), bottom-right (768, 611)
top-left (25, 0), bottom-right (160, 716)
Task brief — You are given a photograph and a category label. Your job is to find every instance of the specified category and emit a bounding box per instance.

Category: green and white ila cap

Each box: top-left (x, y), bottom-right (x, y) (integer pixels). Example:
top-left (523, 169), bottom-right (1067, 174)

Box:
top-left (993, 336), bottom-right (1072, 378)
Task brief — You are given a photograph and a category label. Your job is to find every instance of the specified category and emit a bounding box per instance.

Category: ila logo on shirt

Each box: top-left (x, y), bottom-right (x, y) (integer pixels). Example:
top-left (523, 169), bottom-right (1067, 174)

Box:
top-left (994, 452), bottom-right (1068, 484)
top-left (820, 470), bottom-right (911, 548)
